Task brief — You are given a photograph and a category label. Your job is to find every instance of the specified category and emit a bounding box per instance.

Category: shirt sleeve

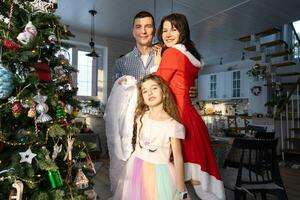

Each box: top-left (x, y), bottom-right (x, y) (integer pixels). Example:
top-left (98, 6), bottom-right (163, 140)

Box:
top-left (155, 48), bottom-right (179, 83)
top-left (112, 58), bottom-right (122, 84)
top-left (168, 121), bottom-right (185, 139)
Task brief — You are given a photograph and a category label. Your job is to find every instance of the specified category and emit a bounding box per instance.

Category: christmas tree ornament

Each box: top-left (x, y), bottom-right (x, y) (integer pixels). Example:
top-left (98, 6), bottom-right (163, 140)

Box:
top-left (17, 21), bottom-right (37, 45)
top-left (9, 180), bottom-right (24, 200)
top-left (52, 143), bottom-right (62, 160)
top-left (64, 104), bottom-right (73, 114)
top-left (17, 129), bottom-right (34, 142)
top-left (86, 154), bottom-right (96, 174)
top-left (48, 34), bottom-right (57, 44)
top-left (0, 63), bottom-right (14, 99)
top-left (29, 0), bottom-right (57, 13)
top-left (19, 148), bottom-right (37, 164)
top-left (11, 101), bottom-right (24, 117)
top-left (31, 49), bottom-right (38, 56)
top-left (48, 169), bottom-right (63, 189)
top-left (55, 104), bottom-right (66, 121)
top-left (32, 62), bottom-right (52, 82)
top-left (15, 64), bottom-right (29, 83)
top-left (3, 39), bottom-right (20, 49)
top-left (53, 65), bottom-right (66, 82)
top-left (27, 104), bottom-right (36, 118)
top-left (0, 141), bottom-right (5, 152)
top-left (64, 135), bottom-right (75, 161)
top-left (74, 168), bottom-right (89, 189)
top-left (21, 98), bottom-right (33, 108)
top-left (72, 107), bottom-right (79, 118)
top-left (33, 93), bottom-right (52, 123)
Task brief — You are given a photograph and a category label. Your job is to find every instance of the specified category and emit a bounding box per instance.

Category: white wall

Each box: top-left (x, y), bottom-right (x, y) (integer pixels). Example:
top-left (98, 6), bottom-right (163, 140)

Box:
top-left (69, 29), bottom-right (134, 103)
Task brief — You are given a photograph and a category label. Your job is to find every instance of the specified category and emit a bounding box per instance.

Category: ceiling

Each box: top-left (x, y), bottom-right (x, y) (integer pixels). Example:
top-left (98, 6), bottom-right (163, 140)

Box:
top-left (55, 0), bottom-right (300, 66)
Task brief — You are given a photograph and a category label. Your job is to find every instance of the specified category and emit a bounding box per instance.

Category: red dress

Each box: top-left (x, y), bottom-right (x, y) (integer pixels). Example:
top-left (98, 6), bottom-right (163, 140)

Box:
top-left (155, 44), bottom-right (225, 200)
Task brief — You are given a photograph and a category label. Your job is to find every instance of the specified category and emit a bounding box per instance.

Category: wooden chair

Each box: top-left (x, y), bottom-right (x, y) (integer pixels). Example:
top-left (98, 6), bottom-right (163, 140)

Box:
top-left (222, 138), bottom-right (288, 200)
top-left (227, 115), bottom-right (241, 135)
top-left (246, 125), bottom-right (267, 136)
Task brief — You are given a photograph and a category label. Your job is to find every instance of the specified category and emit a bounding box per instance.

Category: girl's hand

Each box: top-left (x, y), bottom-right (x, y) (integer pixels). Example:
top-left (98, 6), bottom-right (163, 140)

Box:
top-left (152, 44), bottom-right (162, 66)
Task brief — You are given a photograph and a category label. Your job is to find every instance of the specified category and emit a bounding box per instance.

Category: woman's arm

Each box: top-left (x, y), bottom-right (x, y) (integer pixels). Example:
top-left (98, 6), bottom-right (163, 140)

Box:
top-left (155, 48), bottom-right (178, 83)
top-left (170, 138), bottom-right (185, 197)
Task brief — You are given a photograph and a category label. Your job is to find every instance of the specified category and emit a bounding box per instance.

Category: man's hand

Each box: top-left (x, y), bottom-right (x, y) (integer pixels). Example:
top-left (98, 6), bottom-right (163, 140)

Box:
top-left (189, 86), bottom-right (197, 99)
top-left (118, 77), bottom-right (127, 85)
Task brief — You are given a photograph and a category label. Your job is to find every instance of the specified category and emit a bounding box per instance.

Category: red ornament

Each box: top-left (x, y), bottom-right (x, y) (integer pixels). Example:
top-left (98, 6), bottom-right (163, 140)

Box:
top-left (3, 39), bottom-right (20, 49)
top-left (0, 141), bottom-right (4, 152)
top-left (12, 101), bottom-right (24, 117)
top-left (33, 63), bottom-right (52, 82)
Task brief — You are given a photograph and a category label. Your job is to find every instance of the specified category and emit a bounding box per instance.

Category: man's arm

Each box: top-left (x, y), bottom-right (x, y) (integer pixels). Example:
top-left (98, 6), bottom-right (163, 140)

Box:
top-left (112, 58), bottom-right (122, 84)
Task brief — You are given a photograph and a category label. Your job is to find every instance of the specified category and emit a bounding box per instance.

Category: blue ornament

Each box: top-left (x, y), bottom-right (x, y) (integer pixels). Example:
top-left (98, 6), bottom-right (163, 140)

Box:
top-left (0, 63), bottom-right (14, 99)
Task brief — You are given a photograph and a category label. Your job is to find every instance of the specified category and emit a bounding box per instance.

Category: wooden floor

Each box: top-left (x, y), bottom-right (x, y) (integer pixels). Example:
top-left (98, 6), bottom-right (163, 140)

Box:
top-left (280, 166), bottom-right (300, 200)
top-left (224, 160), bottom-right (300, 200)
top-left (93, 157), bottom-right (300, 200)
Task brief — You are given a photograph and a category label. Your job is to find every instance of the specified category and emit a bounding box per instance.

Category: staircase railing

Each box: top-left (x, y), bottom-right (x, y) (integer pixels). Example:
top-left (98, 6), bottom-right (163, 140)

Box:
top-left (276, 77), bottom-right (300, 160)
top-left (290, 23), bottom-right (300, 59)
top-left (275, 77), bottom-right (300, 118)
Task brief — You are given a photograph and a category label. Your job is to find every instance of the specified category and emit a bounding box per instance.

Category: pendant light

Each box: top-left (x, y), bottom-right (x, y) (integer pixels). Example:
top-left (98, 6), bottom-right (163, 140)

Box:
top-left (86, 9), bottom-right (99, 57)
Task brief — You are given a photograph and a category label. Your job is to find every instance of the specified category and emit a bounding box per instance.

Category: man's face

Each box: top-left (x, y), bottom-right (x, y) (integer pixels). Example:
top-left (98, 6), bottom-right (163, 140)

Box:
top-left (132, 17), bottom-right (154, 47)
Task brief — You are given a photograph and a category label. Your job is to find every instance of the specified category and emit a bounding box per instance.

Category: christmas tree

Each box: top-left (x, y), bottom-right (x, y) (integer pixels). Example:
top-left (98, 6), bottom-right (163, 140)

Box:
top-left (0, 1), bottom-right (96, 199)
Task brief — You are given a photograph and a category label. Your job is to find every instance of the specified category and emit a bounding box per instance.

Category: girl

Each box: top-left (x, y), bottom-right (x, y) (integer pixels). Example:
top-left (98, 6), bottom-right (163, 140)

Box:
top-left (155, 13), bottom-right (225, 200)
top-left (113, 74), bottom-right (188, 200)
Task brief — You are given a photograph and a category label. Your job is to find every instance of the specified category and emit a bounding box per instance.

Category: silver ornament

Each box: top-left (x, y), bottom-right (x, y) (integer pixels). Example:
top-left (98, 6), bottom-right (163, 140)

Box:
top-left (36, 103), bottom-right (49, 114)
top-left (64, 104), bottom-right (73, 114)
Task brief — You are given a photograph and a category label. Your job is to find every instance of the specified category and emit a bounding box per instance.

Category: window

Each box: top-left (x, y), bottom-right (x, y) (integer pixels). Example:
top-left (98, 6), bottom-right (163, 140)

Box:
top-left (210, 74), bottom-right (217, 98)
top-left (77, 50), bottom-right (97, 96)
top-left (232, 71), bottom-right (240, 98)
top-left (292, 20), bottom-right (300, 59)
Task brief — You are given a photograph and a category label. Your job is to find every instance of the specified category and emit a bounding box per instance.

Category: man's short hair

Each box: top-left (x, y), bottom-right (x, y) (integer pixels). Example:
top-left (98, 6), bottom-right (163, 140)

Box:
top-left (133, 11), bottom-right (155, 29)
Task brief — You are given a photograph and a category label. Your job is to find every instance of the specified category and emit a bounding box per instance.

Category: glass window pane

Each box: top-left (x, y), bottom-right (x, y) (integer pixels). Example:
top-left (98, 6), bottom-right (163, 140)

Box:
top-left (77, 50), bottom-right (93, 96)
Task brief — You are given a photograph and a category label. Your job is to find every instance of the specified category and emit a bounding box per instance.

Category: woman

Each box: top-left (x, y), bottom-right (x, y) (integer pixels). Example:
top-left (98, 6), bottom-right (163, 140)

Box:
top-left (155, 13), bottom-right (225, 200)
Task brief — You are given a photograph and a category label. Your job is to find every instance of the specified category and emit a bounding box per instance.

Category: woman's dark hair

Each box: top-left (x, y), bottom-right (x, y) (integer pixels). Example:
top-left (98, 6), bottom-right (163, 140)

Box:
top-left (157, 13), bottom-right (201, 60)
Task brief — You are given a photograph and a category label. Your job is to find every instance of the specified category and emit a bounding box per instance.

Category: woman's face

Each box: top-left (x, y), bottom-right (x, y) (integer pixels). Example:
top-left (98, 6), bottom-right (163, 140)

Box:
top-left (162, 20), bottom-right (180, 47)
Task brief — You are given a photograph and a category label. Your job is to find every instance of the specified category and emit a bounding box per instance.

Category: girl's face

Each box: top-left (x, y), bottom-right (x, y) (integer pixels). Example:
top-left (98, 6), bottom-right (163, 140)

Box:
top-left (141, 79), bottom-right (163, 108)
top-left (162, 20), bottom-right (180, 47)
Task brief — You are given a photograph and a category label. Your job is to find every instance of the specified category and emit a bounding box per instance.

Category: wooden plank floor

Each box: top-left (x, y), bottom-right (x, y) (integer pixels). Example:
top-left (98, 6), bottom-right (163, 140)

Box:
top-left (280, 166), bottom-right (300, 200)
top-left (93, 158), bottom-right (300, 200)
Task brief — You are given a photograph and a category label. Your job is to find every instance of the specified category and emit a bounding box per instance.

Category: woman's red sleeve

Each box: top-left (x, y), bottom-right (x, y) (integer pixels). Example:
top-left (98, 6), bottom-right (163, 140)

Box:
top-left (155, 48), bottom-right (179, 83)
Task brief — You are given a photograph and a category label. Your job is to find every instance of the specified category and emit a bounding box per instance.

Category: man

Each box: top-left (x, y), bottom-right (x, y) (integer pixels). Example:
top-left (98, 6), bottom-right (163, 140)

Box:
top-left (113, 11), bottom-right (157, 83)
top-left (106, 11), bottom-right (197, 193)
top-left (108, 11), bottom-right (156, 193)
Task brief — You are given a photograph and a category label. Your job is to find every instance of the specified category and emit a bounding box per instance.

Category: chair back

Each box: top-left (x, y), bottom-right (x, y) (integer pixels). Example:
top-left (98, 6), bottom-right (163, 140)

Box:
top-left (232, 138), bottom-right (284, 188)
top-left (246, 125), bottom-right (267, 135)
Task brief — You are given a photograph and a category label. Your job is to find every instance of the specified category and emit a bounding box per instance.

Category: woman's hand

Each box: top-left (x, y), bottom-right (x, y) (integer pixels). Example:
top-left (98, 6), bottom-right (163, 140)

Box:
top-left (189, 86), bottom-right (197, 99)
top-left (152, 44), bottom-right (162, 66)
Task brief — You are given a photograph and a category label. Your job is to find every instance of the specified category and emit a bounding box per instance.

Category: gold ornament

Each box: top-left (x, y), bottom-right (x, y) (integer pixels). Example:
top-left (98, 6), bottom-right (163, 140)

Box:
top-left (27, 107), bottom-right (36, 118)
top-left (74, 168), bottom-right (89, 189)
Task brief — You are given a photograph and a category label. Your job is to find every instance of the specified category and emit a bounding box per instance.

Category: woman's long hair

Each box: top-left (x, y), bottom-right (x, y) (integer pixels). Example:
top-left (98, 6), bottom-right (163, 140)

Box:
top-left (157, 13), bottom-right (202, 61)
top-left (132, 74), bottom-right (181, 149)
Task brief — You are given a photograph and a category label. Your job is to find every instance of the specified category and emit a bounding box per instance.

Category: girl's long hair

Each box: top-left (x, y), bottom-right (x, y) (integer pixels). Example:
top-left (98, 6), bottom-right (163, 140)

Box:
top-left (132, 74), bottom-right (181, 149)
top-left (157, 13), bottom-right (202, 61)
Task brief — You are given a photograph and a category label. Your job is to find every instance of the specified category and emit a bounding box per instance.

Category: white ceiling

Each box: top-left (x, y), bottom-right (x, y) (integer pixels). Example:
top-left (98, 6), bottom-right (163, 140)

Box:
top-left (55, 0), bottom-right (300, 66)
